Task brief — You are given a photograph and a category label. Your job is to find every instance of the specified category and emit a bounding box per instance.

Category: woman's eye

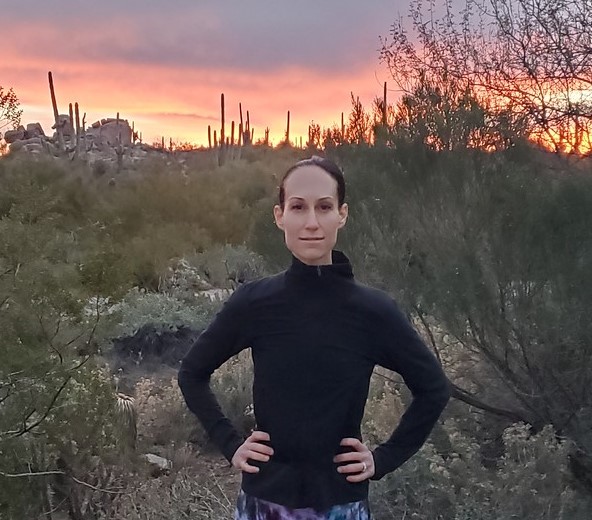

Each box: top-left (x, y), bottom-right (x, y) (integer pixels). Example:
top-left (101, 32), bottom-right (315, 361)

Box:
top-left (291, 204), bottom-right (303, 210)
top-left (319, 205), bottom-right (332, 211)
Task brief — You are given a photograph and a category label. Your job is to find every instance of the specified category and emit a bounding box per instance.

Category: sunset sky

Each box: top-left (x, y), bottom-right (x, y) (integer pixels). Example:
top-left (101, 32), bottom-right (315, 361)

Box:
top-left (2, 1), bottom-right (406, 147)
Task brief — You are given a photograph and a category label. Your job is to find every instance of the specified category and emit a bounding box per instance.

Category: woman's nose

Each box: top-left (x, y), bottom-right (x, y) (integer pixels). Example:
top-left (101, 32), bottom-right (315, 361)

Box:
top-left (304, 209), bottom-right (320, 228)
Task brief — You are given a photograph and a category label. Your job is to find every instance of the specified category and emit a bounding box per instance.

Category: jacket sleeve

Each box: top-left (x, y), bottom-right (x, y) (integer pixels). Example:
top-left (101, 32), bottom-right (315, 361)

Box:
top-left (370, 297), bottom-right (451, 480)
top-left (177, 283), bottom-right (252, 463)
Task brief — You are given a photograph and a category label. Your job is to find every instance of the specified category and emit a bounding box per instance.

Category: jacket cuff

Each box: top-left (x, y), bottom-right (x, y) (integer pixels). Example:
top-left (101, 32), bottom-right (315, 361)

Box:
top-left (222, 437), bottom-right (244, 464)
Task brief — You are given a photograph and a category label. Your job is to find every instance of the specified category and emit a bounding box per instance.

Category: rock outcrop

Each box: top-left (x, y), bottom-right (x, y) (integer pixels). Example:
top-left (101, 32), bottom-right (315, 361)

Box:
top-left (52, 114), bottom-right (74, 137)
top-left (85, 118), bottom-right (132, 146)
top-left (26, 123), bottom-right (45, 138)
top-left (4, 127), bottom-right (26, 143)
top-left (3, 115), bottom-right (192, 173)
top-left (5, 116), bottom-right (134, 160)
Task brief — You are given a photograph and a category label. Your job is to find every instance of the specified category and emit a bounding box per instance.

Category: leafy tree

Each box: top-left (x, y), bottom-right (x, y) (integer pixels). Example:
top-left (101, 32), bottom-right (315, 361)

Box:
top-left (346, 93), bottom-right (372, 145)
top-left (0, 86), bottom-right (22, 133)
top-left (306, 121), bottom-right (322, 150)
top-left (335, 138), bottom-right (592, 489)
top-left (0, 86), bottom-right (22, 153)
top-left (0, 160), bottom-right (123, 517)
top-left (380, 0), bottom-right (592, 154)
top-left (391, 73), bottom-right (522, 151)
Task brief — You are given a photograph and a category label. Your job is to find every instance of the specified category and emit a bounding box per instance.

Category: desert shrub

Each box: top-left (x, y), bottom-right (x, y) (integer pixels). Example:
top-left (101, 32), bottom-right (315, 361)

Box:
top-left (248, 196), bottom-right (293, 271)
top-left (103, 287), bottom-right (218, 340)
top-left (211, 350), bottom-right (256, 439)
top-left (187, 243), bottom-right (271, 288)
top-left (134, 376), bottom-right (203, 449)
top-left (130, 351), bottom-right (254, 454)
top-left (329, 142), bottom-right (592, 484)
top-left (111, 324), bottom-right (201, 374)
top-left (103, 466), bottom-right (237, 520)
top-left (0, 362), bottom-right (120, 519)
top-left (0, 159), bottom-right (127, 518)
top-left (370, 422), bottom-right (592, 520)
top-left (362, 370), bottom-right (405, 447)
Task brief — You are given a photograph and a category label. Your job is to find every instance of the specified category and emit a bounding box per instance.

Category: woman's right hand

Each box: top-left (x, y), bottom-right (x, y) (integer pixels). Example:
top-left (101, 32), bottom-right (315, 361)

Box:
top-left (231, 430), bottom-right (274, 473)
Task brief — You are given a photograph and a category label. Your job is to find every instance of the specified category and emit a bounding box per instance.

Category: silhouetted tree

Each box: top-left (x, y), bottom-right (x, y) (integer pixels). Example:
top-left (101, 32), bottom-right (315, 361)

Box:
top-left (346, 93), bottom-right (372, 145)
top-left (381, 0), bottom-right (592, 154)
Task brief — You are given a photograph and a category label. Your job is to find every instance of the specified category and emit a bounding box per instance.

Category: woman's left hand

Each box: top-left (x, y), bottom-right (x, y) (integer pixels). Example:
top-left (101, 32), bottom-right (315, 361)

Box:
top-left (333, 438), bottom-right (375, 482)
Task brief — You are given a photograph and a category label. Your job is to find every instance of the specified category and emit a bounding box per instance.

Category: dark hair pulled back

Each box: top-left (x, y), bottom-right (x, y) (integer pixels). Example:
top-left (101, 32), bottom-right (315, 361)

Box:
top-left (278, 156), bottom-right (346, 209)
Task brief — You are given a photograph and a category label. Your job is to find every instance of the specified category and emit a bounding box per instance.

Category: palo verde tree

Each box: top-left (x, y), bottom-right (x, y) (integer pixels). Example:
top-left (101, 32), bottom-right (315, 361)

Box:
top-left (335, 101), bottom-right (592, 490)
top-left (0, 86), bottom-right (22, 152)
top-left (0, 160), bottom-right (127, 518)
top-left (380, 0), bottom-right (592, 154)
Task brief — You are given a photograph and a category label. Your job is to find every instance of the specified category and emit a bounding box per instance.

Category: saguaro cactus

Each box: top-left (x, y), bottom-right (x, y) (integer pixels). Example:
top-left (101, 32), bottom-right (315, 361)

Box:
top-left (246, 111), bottom-right (251, 145)
top-left (285, 110), bottom-right (290, 144)
top-left (220, 93), bottom-right (226, 145)
top-left (239, 103), bottom-right (244, 144)
top-left (116, 112), bottom-right (124, 172)
top-left (68, 103), bottom-right (74, 139)
top-left (74, 102), bottom-right (81, 156)
top-left (48, 71), bottom-right (65, 152)
top-left (219, 93), bottom-right (226, 166)
top-left (382, 81), bottom-right (388, 126)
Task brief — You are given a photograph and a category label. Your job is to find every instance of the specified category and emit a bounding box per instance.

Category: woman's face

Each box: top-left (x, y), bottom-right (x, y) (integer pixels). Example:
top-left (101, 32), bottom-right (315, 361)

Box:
top-left (273, 165), bottom-right (348, 265)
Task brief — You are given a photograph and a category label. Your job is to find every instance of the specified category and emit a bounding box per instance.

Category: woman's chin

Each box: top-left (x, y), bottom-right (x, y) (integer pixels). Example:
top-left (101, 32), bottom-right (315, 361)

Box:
top-left (292, 249), bottom-right (332, 266)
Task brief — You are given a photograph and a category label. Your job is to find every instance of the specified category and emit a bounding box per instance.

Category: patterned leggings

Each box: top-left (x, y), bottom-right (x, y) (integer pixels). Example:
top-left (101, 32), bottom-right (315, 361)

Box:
top-left (234, 490), bottom-right (372, 520)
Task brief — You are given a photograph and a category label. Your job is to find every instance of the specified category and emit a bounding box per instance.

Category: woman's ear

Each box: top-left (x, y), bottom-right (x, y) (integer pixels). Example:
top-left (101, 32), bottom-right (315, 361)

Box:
top-left (338, 203), bottom-right (349, 228)
top-left (273, 204), bottom-right (284, 230)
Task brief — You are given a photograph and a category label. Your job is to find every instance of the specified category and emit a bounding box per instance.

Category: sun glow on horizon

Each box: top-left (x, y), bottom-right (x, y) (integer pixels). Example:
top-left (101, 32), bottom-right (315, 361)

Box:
top-left (4, 56), bottom-right (387, 149)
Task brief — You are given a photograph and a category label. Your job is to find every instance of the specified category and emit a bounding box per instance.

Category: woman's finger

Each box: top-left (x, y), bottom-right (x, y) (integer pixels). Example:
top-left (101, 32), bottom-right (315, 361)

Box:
top-left (245, 449), bottom-right (271, 462)
top-left (336, 461), bottom-right (366, 474)
top-left (240, 459), bottom-right (260, 473)
top-left (246, 441), bottom-right (274, 457)
top-left (248, 430), bottom-right (271, 442)
top-left (345, 471), bottom-right (369, 483)
top-left (339, 437), bottom-right (364, 450)
top-left (333, 451), bottom-right (363, 464)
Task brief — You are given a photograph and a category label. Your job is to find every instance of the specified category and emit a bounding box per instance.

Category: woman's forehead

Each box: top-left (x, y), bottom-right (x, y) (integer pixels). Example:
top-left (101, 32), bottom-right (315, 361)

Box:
top-left (283, 165), bottom-right (338, 197)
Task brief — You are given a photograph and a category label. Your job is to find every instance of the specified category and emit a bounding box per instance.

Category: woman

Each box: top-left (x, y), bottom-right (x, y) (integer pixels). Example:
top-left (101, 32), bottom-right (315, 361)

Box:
top-left (178, 156), bottom-right (450, 519)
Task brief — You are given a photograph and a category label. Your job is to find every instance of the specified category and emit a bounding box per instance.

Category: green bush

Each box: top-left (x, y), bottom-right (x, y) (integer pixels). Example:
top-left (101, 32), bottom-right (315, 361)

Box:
top-left (371, 422), bottom-right (592, 520)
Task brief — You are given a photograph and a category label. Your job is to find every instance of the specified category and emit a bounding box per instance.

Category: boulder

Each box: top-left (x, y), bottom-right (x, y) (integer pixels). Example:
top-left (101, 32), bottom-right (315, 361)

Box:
top-left (8, 141), bottom-right (22, 152)
top-left (24, 143), bottom-right (46, 154)
top-left (4, 128), bottom-right (25, 143)
top-left (25, 122), bottom-right (45, 138)
top-left (142, 453), bottom-right (172, 475)
top-left (52, 114), bottom-right (74, 136)
top-left (22, 137), bottom-right (43, 146)
top-left (9, 137), bottom-right (43, 152)
top-left (85, 120), bottom-right (132, 146)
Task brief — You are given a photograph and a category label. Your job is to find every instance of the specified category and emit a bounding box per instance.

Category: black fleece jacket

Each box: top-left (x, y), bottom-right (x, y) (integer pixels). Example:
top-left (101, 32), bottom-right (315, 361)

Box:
top-left (178, 250), bottom-right (450, 510)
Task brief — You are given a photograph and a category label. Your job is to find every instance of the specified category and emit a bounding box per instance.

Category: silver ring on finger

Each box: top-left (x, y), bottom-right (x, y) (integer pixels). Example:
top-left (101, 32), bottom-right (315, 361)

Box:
top-left (362, 461), bottom-right (367, 472)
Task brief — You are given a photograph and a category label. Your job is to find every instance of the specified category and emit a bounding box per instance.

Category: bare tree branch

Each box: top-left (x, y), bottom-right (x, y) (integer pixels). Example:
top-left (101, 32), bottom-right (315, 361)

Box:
top-left (0, 470), bottom-right (123, 494)
top-left (8, 376), bottom-right (71, 438)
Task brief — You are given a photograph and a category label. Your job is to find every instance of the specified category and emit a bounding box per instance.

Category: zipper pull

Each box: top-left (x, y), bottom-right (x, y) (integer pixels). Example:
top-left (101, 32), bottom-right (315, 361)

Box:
top-left (317, 265), bottom-right (321, 276)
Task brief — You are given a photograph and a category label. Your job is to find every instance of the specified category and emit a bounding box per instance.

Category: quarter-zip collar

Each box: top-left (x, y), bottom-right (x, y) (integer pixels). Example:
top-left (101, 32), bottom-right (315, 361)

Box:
top-left (285, 250), bottom-right (354, 283)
